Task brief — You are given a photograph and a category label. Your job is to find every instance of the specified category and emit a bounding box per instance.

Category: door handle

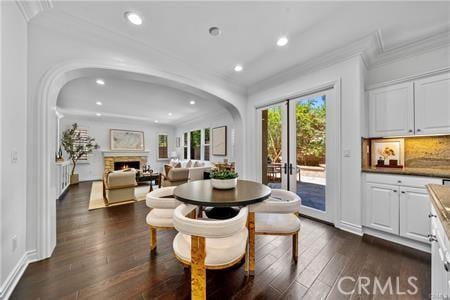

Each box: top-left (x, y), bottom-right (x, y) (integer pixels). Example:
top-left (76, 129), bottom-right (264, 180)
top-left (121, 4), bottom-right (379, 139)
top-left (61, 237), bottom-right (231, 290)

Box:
top-left (283, 163), bottom-right (288, 174)
top-left (289, 163), bottom-right (293, 175)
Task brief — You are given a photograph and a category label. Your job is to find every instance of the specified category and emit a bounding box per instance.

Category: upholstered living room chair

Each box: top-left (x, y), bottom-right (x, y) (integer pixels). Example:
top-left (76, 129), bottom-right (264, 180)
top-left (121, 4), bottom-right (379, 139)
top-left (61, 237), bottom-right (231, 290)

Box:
top-left (160, 166), bottom-right (190, 187)
top-left (247, 189), bottom-right (301, 275)
top-left (103, 169), bottom-right (137, 205)
top-left (173, 204), bottom-right (248, 299)
top-left (145, 186), bottom-right (180, 251)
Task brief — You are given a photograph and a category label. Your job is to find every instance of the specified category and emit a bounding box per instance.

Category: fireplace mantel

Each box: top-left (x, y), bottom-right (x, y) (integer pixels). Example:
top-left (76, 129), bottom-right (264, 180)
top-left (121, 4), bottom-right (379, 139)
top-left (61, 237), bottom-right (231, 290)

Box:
top-left (102, 151), bottom-right (149, 157)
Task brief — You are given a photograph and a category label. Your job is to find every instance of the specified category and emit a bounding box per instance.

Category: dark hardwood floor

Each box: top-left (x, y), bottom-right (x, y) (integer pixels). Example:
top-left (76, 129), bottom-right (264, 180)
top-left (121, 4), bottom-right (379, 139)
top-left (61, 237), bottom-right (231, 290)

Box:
top-left (12, 182), bottom-right (431, 299)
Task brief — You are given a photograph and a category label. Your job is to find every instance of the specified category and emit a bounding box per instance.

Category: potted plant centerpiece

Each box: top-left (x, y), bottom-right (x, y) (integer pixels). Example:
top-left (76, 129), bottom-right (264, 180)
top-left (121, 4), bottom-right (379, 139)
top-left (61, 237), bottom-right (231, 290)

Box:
top-left (61, 123), bottom-right (99, 185)
top-left (210, 169), bottom-right (238, 189)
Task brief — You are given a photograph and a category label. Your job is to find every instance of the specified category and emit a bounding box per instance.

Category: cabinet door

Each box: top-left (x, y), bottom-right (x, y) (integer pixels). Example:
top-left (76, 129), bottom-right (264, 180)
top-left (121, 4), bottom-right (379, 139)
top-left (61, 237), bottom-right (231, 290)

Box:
top-left (365, 183), bottom-right (399, 234)
top-left (415, 73), bottom-right (450, 135)
top-left (368, 82), bottom-right (414, 137)
top-left (399, 187), bottom-right (430, 243)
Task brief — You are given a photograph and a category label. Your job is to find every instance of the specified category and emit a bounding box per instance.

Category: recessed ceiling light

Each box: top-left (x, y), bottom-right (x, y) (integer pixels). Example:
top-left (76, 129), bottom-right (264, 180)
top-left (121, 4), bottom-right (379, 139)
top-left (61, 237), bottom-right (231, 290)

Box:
top-left (234, 64), bottom-right (243, 72)
top-left (154, 120), bottom-right (159, 123)
top-left (96, 113), bottom-right (102, 117)
top-left (209, 26), bottom-right (221, 36)
top-left (96, 101), bottom-right (103, 106)
top-left (277, 36), bottom-right (288, 47)
top-left (96, 79), bottom-right (105, 85)
top-left (124, 12), bottom-right (143, 25)
top-left (189, 100), bottom-right (196, 105)
top-left (168, 112), bottom-right (173, 116)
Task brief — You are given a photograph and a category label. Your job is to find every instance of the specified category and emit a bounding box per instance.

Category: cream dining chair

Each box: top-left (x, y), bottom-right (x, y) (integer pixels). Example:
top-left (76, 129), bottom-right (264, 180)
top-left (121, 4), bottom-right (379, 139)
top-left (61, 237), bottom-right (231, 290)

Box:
top-left (145, 186), bottom-right (180, 251)
top-left (172, 204), bottom-right (248, 299)
top-left (247, 189), bottom-right (301, 275)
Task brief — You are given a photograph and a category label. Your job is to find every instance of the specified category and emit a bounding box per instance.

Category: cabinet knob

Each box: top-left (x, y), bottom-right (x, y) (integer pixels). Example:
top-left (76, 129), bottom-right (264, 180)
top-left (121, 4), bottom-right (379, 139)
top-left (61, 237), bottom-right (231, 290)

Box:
top-left (445, 262), bottom-right (450, 272)
top-left (408, 129), bottom-right (413, 133)
top-left (401, 191), bottom-right (406, 194)
top-left (417, 129), bottom-right (422, 132)
top-left (393, 190), bottom-right (398, 193)
top-left (397, 180), bottom-right (402, 183)
top-left (429, 213), bottom-right (437, 218)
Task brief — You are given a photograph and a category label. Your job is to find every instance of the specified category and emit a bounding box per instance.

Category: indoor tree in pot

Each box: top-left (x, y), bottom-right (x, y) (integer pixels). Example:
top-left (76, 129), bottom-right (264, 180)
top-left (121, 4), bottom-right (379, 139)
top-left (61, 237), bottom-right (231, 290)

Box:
top-left (61, 123), bottom-right (99, 184)
top-left (210, 169), bottom-right (239, 189)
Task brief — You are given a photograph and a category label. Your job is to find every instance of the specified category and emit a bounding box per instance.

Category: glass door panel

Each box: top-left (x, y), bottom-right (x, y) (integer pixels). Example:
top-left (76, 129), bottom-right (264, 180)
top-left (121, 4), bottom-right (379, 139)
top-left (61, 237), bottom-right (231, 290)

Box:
top-left (289, 90), bottom-right (334, 222)
top-left (259, 103), bottom-right (288, 190)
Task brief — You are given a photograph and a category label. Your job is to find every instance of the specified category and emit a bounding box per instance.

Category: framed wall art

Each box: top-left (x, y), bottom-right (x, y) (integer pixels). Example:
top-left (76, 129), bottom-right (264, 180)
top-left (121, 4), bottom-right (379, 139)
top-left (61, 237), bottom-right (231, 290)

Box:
top-left (110, 129), bottom-right (144, 151)
top-left (212, 126), bottom-right (227, 156)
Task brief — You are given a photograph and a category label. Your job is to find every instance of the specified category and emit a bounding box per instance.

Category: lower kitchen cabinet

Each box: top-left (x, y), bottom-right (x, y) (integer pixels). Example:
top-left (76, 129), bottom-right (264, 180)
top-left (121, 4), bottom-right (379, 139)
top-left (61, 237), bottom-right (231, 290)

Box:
top-left (399, 187), bottom-right (431, 243)
top-left (365, 183), bottom-right (399, 234)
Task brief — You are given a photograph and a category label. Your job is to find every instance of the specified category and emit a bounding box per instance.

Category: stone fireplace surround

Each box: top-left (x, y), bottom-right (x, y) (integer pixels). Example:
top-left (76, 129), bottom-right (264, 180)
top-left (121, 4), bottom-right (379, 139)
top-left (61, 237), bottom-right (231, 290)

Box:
top-left (102, 151), bottom-right (149, 173)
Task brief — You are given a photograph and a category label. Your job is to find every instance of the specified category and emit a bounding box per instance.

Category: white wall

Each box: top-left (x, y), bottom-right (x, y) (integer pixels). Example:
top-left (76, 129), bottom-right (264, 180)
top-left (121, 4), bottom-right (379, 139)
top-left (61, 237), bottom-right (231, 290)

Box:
top-left (174, 110), bottom-right (235, 163)
top-left (367, 46), bottom-right (450, 87)
top-left (0, 1), bottom-right (28, 297)
top-left (246, 57), bottom-right (365, 234)
top-left (60, 116), bottom-right (175, 181)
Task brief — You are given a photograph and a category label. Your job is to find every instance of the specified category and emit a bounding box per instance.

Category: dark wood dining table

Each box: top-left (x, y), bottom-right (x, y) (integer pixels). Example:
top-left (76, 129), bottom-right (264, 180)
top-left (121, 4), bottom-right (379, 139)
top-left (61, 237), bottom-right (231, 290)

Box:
top-left (174, 179), bottom-right (271, 276)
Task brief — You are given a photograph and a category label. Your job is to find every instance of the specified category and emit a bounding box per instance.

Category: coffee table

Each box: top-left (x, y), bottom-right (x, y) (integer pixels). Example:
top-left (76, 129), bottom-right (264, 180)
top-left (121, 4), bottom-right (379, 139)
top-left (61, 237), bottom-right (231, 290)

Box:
top-left (136, 172), bottom-right (160, 192)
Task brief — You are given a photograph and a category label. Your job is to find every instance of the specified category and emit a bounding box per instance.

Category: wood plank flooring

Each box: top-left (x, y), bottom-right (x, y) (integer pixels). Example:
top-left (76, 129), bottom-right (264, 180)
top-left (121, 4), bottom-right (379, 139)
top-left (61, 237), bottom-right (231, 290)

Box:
top-left (11, 182), bottom-right (431, 299)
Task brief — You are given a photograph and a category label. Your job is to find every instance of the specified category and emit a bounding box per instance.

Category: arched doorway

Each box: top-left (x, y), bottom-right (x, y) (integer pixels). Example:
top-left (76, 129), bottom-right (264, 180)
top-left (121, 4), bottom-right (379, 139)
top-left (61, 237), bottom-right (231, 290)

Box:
top-left (29, 60), bottom-right (246, 260)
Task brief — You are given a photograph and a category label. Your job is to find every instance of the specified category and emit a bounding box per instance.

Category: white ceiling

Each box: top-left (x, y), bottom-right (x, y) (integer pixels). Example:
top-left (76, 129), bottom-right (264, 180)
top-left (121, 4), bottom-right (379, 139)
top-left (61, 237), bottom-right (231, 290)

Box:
top-left (51, 1), bottom-right (450, 86)
top-left (57, 74), bottom-right (229, 125)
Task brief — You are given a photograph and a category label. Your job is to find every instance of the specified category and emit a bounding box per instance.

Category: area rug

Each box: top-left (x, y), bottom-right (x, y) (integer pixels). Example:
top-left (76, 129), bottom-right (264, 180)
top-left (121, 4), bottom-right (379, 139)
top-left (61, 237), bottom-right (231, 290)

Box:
top-left (88, 181), bottom-right (152, 210)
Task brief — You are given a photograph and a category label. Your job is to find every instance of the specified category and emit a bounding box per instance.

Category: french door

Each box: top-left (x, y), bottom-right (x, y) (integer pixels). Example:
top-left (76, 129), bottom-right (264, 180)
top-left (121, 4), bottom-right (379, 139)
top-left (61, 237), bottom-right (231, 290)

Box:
top-left (259, 89), bottom-right (337, 223)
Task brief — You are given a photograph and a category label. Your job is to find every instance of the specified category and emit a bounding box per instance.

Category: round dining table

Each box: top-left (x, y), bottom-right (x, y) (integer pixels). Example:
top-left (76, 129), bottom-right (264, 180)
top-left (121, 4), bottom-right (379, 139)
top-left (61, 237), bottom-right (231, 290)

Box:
top-left (174, 179), bottom-right (271, 276)
top-left (173, 179), bottom-right (271, 219)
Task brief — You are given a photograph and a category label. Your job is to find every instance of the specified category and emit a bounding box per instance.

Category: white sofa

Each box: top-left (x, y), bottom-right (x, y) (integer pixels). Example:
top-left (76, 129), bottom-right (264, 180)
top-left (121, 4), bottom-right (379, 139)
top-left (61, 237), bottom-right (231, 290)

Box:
top-left (160, 160), bottom-right (211, 187)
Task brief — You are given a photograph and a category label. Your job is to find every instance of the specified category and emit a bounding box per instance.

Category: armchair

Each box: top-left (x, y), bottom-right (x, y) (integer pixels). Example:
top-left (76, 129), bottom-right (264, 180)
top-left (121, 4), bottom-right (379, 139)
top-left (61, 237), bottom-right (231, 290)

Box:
top-left (103, 169), bottom-right (138, 205)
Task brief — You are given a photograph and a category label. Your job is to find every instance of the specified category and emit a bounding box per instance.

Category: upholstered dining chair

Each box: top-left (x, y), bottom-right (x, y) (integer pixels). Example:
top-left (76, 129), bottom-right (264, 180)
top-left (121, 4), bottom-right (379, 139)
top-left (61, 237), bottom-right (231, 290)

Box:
top-left (172, 204), bottom-right (248, 300)
top-left (145, 186), bottom-right (180, 251)
top-left (247, 189), bottom-right (301, 275)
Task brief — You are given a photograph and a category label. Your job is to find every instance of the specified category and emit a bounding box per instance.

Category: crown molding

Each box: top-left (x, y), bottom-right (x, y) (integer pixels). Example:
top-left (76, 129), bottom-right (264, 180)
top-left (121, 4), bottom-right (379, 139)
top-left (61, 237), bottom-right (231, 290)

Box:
top-left (248, 32), bottom-right (379, 94)
top-left (15, 0), bottom-right (53, 22)
top-left (369, 27), bottom-right (450, 68)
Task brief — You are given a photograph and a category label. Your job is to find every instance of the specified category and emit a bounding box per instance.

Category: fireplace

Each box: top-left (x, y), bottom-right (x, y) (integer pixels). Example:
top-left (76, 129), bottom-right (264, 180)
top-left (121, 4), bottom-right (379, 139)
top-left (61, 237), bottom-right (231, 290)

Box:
top-left (114, 161), bottom-right (140, 170)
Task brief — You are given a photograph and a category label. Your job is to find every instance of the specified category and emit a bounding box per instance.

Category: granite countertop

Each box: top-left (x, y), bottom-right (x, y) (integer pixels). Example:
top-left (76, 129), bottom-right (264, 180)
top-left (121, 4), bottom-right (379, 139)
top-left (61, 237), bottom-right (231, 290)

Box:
top-left (427, 184), bottom-right (450, 240)
top-left (362, 167), bottom-right (450, 178)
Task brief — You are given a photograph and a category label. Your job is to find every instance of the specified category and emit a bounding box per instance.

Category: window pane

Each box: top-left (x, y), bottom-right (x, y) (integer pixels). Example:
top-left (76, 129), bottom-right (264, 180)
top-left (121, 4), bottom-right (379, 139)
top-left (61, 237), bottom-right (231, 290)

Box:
top-left (204, 128), bottom-right (210, 144)
top-left (184, 132), bottom-right (188, 146)
top-left (190, 130), bottom-right (201, 160)
top-left (158, 134), bottom-right (168, 159)
top-left (184, 147), bottom-right (188, 159)
top-left (204, 145), bottom-right (210, 161)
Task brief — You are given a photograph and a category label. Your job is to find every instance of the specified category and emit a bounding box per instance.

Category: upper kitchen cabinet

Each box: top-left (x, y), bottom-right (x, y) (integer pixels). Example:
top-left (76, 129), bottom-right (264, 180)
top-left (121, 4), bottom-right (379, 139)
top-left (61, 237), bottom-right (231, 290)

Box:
top-left (415, 73), bottom-right (450, 135)
top-left (367, 72), bottom-right (450, 138)
top-left (368, 82), bottom-right (414, 137)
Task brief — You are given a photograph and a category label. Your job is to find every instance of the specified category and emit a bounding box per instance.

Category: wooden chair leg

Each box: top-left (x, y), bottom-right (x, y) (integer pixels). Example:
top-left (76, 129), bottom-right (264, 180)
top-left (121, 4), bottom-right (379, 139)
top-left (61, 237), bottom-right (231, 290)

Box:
top-left (247, 212), bottom-right (255, 276)
top-left (292, 232), bottom-right (298, 262)
top-left (150, 226), bottom-right (157, 251)
top-left (191, 235), bottom-right (206, 300)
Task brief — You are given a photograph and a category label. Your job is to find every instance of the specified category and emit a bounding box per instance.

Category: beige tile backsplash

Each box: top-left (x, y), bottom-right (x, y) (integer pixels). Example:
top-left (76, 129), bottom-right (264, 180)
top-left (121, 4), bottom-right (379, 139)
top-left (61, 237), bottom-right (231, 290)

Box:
top-left (404, 136), bottom-right (450, 169)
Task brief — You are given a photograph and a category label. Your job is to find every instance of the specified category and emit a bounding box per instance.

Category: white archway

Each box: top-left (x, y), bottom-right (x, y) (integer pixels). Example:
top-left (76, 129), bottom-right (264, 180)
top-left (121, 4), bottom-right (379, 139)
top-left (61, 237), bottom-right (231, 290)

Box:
top-left (28, 59), bottom-right (246, 260)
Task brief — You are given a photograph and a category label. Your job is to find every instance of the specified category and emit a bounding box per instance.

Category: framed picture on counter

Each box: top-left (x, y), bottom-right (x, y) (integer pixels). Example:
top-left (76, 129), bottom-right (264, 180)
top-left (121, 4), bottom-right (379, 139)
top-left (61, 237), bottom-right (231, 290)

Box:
top-left (371, 138), bottom-right (404, 168)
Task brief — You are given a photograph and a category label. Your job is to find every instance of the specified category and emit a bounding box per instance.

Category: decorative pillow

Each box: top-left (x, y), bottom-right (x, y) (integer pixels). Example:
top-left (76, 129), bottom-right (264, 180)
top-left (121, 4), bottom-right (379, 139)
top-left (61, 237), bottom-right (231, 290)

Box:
top-left (193, 161), bottom-right (199, 167)
top-left (169, 159), bottom-right (179, 167)
top-left (186, 160), bottom-right (192, 168)
top-left (175, 162), bottom-right (181, 168)
top-left (164, 164), bottom-right (172, 176)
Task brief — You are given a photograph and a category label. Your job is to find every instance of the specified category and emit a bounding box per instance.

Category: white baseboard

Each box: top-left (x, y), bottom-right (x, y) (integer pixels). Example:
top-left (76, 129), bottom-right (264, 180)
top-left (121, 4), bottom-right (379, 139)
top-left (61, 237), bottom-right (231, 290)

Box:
top-left (336, 220), bottom-right (363, 236)
top-left (0, 249), bottom-right (37, 300)
top-left (363, 227), bottom-right (430, 253)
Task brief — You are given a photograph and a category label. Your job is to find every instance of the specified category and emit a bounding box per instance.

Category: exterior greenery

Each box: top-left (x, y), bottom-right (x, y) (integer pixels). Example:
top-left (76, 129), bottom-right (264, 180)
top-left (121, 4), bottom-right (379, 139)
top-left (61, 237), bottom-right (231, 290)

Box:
top-left (267, 96), bottom-right (326, 166)
top-left (210, 169), bottom-right (238, 180)
top-left (61, 123), bottom-right (99, 176)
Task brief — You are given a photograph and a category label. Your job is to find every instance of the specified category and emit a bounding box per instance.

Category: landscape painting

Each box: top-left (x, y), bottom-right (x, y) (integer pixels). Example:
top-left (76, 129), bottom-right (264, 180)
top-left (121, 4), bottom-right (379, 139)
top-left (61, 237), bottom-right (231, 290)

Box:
top-left (110, 129), bottom-right (144, 151)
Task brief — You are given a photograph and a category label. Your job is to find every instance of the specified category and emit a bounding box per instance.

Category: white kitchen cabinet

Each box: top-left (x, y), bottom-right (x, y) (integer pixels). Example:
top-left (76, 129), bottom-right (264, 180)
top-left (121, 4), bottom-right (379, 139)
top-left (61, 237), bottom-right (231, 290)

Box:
top-left (399, 187), bottom-right (430, 243)
top-left (415, 73), bottom-right (450, 135)
top-left (368, 82), bottom-right (414, 137)
top-left (365, 183), bottom-right (399, 234)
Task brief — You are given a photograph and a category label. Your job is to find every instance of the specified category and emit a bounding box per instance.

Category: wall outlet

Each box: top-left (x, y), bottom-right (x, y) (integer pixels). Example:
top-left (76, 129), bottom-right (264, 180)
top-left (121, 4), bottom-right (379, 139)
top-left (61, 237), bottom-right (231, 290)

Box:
top-left (12, 236), bottom-right (17, 252)
top-left (343, 149), bottom-right (351, 157)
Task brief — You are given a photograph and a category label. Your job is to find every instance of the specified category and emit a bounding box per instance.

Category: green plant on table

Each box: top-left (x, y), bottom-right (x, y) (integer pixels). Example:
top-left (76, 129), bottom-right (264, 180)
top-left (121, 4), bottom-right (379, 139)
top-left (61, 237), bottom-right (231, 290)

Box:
top-left (210, 169), bottom-right (238, 180)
